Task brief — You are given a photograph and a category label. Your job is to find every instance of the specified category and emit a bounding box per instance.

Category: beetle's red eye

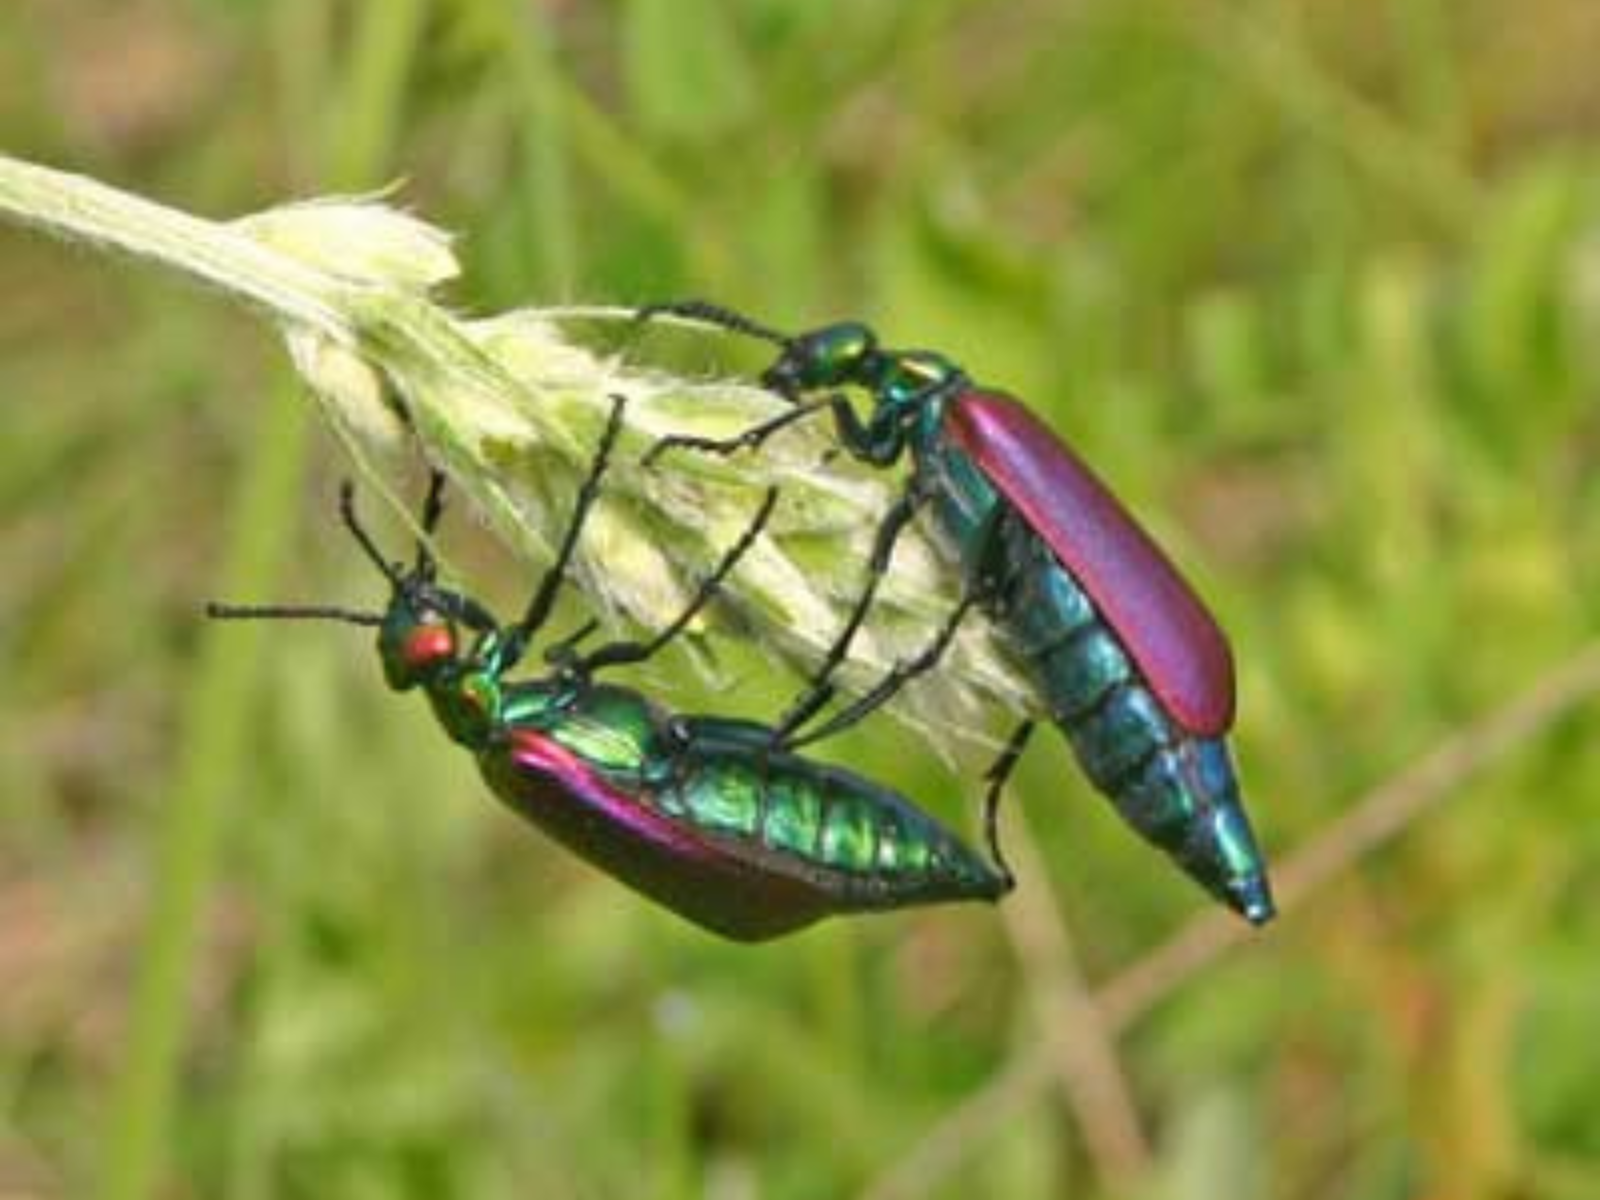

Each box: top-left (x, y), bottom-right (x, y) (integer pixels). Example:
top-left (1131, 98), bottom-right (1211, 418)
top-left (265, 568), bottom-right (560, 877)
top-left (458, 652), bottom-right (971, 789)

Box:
top-left (403, 624), bottom-right (456, 670)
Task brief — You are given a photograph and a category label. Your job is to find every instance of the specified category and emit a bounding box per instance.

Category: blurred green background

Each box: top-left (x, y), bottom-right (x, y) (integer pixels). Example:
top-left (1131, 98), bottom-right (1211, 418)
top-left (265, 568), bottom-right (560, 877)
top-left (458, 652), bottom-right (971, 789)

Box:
top-left (4, 1), bottom-right (1600, 1197)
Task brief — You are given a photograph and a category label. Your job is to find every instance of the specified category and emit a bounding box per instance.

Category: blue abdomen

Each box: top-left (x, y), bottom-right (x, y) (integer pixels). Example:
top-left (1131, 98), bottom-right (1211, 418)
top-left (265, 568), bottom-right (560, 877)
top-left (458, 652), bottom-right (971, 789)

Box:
top-left (914, 435), bottom-right (1270, 919)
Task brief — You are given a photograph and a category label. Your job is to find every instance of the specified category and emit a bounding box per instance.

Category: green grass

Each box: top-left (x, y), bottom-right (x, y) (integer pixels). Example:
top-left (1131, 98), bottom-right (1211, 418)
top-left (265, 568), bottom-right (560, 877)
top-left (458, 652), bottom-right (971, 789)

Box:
top-left (4, 1), bottom-right (1600, 1197)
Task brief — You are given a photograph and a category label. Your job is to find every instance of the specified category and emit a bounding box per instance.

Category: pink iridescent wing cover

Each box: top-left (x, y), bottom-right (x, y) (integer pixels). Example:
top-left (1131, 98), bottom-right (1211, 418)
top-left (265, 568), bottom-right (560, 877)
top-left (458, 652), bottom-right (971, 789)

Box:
top-left (943, 389), bottom-right (1235, 737)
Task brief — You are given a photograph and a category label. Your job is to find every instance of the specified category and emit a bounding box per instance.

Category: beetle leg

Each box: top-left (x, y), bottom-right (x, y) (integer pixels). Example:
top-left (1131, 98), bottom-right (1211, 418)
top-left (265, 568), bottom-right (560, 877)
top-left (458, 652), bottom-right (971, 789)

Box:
top-left (504, 395), bottom-right (628, 664)
top-left (578, 488), bottom-right (778, 674)
top-left (538, 617), bottom-right (601, 669)
top-left (828, 396), bottom-right (907, 466)
top-left (413, 469), bottom-right (448, 580)
top-left (643, 397), bottom-right (834, 467)
top-left (785, 590), bottom-right (978, 751)
top-left (445, 591), bottom-right (498, 634)
top-left (768, 485), bottom-right (925, 747)
top-left (980, 720), bottom-right (1032, 892)
top-left (409, 471), bottom-right (448, 583)
top-left (776, 479), bottom-right (1018, 750)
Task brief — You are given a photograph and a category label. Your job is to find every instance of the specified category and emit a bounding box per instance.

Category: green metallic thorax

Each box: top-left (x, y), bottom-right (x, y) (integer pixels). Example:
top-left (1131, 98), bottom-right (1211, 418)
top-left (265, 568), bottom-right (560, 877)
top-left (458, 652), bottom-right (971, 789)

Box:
top-left (502, 681), bottom-right (669, 781)
top-left (411, 630), bottom-right (513, 750)
top-left (423, 666), bottom-right (501, 749)
top-left (781, 324), bottom-right (965, 466)
top-left (416, 630), bottom-right (667, 783)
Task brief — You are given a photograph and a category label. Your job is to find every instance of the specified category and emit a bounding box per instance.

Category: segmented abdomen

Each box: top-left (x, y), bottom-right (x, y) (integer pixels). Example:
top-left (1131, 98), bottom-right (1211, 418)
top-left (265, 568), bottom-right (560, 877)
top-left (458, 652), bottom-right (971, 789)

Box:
top-left (668, 717), bottom-right (1005, 904)
top-left (918, 438), bottom-right (1271, 920)
top-left (996, 523), bottom-right (1267, 912)
top-left (481, 700), bottom-right (1003, 942)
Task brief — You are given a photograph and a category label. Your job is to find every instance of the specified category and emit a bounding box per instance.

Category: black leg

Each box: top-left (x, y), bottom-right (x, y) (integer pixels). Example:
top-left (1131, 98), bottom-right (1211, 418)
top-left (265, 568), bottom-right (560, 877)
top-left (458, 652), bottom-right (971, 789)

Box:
top-left (578, 488), bottom-right (779, 674)
top-left (507, 395), bottom-right (628, 652)
top-left (781, 492), bottom-right (1017, 750)
top-left (633, 300), bottom-right (789, 347)
top-left (768, 486), bottom-right (924, 745)
top-left (413, 469), bottom-right (448, 580)
top-left (980, 720), bottom-right (1032, 892)
top-left (540, 617), bottom-right (601, 665)
top-left (643, 397), bottom-right (835, 467)
top-left (784, 591), bottom-right (976, 750)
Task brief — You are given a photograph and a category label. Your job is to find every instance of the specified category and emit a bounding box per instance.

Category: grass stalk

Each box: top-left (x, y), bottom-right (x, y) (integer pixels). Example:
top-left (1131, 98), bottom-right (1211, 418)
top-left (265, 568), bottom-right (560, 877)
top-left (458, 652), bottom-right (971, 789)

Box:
top-left (100, 397), bottom-right (312, 1200)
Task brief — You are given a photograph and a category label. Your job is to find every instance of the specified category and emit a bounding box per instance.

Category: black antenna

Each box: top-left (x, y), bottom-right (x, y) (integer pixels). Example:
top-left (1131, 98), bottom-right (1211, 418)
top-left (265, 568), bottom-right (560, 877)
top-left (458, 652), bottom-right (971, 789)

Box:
top-left (207, 477), bottom-right (455, 631)
top-left (339, 481), bottom-right (405, 590)
top-left (205, 601), bottom-right (383, 627)
top-left (634, 300), bottom-right (791, 348)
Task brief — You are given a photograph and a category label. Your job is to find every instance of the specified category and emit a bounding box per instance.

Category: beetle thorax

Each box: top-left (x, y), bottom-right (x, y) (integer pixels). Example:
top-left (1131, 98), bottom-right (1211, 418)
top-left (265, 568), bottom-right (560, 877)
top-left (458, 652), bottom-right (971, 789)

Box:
top-left (425, 664), bottom-right (504, 749)
top-left (868, 350), bottom-right (960, 410)
top-left (907, 392), bottom-right (958, 464)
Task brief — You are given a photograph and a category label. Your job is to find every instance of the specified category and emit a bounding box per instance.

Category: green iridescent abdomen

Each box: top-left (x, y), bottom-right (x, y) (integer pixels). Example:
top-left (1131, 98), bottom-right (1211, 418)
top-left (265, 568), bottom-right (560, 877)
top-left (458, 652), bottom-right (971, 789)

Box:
top-left (474, 685), bottom-right (1006, 939)
top-left (667, 717), bottom-right (1004, 902)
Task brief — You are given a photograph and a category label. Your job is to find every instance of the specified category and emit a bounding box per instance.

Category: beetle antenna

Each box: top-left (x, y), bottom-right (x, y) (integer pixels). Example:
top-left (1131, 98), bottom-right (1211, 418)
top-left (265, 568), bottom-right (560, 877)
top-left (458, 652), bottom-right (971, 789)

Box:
top-left (205, 601), bottom-right (384, 627)
top-left (634, 300), bottom-right (791, 348)
top-left (339, 481), bottom-right (406, 590)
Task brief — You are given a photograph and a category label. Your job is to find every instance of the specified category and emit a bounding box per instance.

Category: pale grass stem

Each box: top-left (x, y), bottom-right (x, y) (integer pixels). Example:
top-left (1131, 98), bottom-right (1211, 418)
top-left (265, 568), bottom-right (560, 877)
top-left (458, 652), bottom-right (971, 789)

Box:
top-left (0, 152), bottom-right (1030, 740)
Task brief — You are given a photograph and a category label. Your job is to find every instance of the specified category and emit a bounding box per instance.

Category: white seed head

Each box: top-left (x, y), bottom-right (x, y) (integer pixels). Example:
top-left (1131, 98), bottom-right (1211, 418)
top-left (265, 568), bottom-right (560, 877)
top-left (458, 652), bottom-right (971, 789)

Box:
top-left (241, 199), bottom-right (1032, 751)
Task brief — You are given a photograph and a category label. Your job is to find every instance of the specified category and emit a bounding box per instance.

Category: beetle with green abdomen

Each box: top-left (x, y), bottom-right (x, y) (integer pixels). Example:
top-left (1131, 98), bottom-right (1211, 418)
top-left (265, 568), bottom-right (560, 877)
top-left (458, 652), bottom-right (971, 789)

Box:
top-left (208, 399), bottom-right (1010, 941)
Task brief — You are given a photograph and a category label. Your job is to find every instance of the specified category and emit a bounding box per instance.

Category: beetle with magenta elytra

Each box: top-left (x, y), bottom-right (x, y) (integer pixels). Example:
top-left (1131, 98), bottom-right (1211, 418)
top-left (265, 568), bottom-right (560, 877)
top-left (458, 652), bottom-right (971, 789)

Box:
top-left (641, 303), bottom-right (1274, 924)
top-left (208, 398), bottom-right (1011, 941)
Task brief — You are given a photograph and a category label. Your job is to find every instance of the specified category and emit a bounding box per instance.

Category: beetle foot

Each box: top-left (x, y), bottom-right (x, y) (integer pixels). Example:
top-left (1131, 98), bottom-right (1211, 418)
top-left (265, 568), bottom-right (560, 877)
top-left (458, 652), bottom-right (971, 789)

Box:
top-left (643, 431), bottom-right (753, 467)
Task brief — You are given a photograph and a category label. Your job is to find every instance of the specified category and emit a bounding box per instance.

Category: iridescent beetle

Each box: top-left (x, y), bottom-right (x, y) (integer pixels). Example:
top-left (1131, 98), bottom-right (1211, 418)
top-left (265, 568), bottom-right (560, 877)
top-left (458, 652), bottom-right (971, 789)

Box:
top-left (640, 303), bottom-right (1274, 924)
top-left (208, 399), bottom-right (1011, 941)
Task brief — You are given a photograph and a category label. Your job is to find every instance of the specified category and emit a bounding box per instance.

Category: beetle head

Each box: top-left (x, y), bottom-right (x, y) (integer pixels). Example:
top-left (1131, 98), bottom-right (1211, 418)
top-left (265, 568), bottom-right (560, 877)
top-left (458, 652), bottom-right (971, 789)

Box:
top-left (762, 321), bottom-right (878, 395)
top-left (376, 583), bottom-right (458, 691)
top-left (206, 476), bottom-right (498, 696)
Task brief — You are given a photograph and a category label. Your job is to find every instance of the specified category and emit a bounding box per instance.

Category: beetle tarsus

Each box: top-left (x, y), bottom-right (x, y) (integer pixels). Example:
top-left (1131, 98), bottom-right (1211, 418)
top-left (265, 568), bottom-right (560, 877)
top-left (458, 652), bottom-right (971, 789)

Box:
top-left (576, 487), bottom-right (778, 675)
top-left (980, 720), bottom-right (1033, 893)
top-left (643, 398), bottom-right (832, 467)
